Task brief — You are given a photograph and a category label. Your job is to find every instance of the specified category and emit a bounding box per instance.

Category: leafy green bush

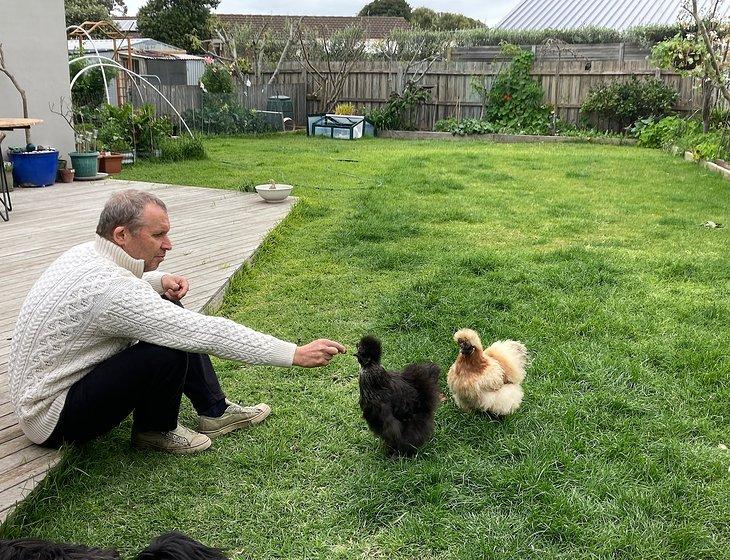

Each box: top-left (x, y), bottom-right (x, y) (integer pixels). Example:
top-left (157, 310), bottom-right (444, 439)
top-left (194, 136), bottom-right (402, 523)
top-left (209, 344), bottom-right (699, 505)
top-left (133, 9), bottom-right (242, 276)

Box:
top-left (434, 118), bottom-right (500, 135)
top-left (183, 94), bottom-right (274, 135)
top-left (157, 136), bottom-right (207, 161)
top-left (483, 44), bottom-right (551, 134)
top-left (367, 83), bottom-right (430, 131)
top-left (580, 76), bottom-right (678, 132)
top-left (200, 63), bottom-right (233, 94)
top-left (651, 35), bottom-right (706, 73)
top-left (69, 57), bottom-right (117, 109)
top-left (633, 116), bottom-right (696, 148)
top-left (95, 103), bottom-right (172, 155)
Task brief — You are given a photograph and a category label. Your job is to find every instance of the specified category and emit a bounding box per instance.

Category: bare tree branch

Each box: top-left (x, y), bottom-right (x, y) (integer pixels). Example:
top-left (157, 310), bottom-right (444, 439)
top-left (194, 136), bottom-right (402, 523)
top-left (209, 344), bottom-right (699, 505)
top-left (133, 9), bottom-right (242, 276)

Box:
top-left (0, 43), bottom-right (30, 144)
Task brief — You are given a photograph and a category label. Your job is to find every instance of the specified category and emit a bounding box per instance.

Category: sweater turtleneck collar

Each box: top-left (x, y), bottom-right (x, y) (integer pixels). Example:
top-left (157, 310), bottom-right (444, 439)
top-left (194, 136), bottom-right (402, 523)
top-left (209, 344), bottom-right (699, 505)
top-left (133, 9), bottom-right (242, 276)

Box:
top-left (94, 235), bottom-right (145, 278)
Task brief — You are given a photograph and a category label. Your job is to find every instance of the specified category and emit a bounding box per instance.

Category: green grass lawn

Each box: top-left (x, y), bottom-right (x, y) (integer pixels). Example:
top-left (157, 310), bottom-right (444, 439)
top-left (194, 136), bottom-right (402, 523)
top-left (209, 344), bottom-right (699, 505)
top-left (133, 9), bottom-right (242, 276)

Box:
top-left (2, 134), bottom-right (729, 559)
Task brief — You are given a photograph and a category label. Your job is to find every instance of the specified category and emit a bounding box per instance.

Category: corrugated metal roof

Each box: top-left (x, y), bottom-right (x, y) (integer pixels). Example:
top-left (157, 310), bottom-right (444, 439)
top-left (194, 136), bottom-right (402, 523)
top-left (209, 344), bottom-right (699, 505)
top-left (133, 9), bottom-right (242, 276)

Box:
top-left (67, 38), bottom-right (185, 54)
top-left (497, 0), bottom-right (730, 30)
top-left (113, 17), bottom-right (137, 32)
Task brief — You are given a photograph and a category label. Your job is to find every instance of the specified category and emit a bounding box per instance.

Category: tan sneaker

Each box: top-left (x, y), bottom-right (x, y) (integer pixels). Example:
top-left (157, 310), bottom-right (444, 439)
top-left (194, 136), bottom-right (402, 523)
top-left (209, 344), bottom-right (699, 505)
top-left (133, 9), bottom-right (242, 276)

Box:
top-left (197, 400), bottom-right (271, 438)
top-left (132, 424), bottom-right (212, 454)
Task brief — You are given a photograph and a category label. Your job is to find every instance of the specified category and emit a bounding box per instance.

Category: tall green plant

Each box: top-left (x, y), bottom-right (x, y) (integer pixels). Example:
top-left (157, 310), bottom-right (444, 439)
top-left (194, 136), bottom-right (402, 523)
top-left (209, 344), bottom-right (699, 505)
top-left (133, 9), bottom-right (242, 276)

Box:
top-left (367, 82), bottom-right (430, 131)
top-left (483, 44), bottom-right (550, 134)
top-left (200, 63), bottom-right (234, 94)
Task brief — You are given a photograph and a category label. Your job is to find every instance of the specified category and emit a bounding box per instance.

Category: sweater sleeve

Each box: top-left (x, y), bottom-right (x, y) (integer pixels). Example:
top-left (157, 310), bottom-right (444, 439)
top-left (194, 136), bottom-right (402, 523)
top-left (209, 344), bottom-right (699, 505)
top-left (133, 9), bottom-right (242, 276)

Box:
top-left (141, 271), bottom-right (166, 294)
top-left (96, 279), bottom-right (297, 367)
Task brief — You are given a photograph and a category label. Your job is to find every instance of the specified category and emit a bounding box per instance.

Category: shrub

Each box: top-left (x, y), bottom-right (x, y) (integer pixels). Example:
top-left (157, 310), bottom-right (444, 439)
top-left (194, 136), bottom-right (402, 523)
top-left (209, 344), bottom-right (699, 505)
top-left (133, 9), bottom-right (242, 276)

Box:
top-left (366, 82), bottom-right (430, 131)
top-left (200, 63), bottom-right (233, 94)
top-left (651, 35), bottom-right (706, 73)
top-left (434, 118), bottom-right (500, 135)
top-left (483, 44), bottom-right (551, 134)
top-left (158, 136), bottom-right (207, 161)
top-left (95, 103), bottom-right (172, 155)
top-left (580, 76), bottom-right (678, 132)
top-left (70, 57), bottom-right (117, 109)
top-left (633, 115), bottom-right (696, 148)
top-left (183, 94), bottom-right (274, 135)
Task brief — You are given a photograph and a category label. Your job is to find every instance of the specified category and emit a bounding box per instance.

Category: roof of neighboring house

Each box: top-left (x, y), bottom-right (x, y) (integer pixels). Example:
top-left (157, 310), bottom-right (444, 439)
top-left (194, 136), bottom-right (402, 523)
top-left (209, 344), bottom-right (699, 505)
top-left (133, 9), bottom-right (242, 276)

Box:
top-left (215, 14), bottom-right (410, 38)
top-left (497, 0), bottom-right (730, 30)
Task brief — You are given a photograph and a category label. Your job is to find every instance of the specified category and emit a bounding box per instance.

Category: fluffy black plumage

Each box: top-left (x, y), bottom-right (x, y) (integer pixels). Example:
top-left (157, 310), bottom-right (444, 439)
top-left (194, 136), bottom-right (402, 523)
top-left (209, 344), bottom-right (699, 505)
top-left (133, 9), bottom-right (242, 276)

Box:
top-left (0, 532), bottom-right (227, 560)
top-left (355, 335), bottom-right (441, 456)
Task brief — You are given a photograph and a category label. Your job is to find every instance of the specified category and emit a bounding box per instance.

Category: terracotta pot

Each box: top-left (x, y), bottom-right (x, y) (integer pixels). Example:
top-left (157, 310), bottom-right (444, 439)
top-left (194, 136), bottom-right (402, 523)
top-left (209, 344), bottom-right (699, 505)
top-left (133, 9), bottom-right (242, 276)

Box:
top-left (98, 153), bottom-right (124, 174)
top-left (59, 168), bottom-right (75, 183)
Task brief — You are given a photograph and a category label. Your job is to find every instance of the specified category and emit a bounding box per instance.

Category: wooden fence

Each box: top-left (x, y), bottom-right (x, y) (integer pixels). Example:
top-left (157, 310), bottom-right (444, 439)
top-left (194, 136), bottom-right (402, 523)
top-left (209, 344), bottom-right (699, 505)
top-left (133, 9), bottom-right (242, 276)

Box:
top-left (131, 59), bottom-right (709, 132)
top-left (130, 82), bottom-right (308, 129)
top-left (450, 42), bottom-right (652, 62)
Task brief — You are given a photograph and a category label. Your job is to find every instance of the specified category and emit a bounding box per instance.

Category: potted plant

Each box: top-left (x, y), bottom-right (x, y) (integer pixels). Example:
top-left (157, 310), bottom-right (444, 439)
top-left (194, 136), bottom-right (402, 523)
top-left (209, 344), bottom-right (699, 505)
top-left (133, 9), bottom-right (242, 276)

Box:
top-left (69, 129), bottom-right (99, 179)
top-left (0, 45), bottom-right (59, 186)
top-left (7, 144), bottom-right (60, 187)
top-left (97, 138), bottom-right (129, 174)
top-left (59, 166), bottom-right (75, 182)
top-left (51, 98), bottom-right (99, 179)
top-left (98, 151), bottom-right (123, 174)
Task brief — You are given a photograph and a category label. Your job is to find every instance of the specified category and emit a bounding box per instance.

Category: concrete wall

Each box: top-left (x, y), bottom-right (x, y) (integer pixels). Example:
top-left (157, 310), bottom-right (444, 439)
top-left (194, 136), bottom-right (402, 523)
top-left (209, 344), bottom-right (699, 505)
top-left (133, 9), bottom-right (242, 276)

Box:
top-left (0, 0), bottom-right (74, 159)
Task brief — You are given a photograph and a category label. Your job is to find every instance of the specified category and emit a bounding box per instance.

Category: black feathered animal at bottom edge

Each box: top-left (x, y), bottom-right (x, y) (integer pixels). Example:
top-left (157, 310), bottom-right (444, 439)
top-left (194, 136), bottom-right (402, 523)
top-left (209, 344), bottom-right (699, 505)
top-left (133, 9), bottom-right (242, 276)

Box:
top-left (0, 531), bottom-right (228, 560)
top-left (355, 335), bottom-right (442, 457)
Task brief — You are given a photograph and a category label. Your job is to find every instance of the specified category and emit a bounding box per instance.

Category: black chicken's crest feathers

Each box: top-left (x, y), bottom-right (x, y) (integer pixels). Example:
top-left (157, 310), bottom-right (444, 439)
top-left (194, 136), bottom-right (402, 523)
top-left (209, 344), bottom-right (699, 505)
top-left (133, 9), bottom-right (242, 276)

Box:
top-left (356, 335), bottom-right (382, 365)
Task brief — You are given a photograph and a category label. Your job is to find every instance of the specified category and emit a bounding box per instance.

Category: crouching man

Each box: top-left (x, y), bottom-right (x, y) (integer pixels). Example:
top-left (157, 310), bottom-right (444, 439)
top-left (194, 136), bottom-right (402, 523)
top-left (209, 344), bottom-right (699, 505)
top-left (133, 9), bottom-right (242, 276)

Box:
top-left (9, 189), bottom-right (346, 454)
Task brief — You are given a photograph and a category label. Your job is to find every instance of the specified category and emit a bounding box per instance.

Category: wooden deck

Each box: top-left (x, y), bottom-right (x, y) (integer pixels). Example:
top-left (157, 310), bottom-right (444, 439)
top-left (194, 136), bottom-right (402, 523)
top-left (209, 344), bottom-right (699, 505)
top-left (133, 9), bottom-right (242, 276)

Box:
top-left (0, 179), bottom-right (296, 523)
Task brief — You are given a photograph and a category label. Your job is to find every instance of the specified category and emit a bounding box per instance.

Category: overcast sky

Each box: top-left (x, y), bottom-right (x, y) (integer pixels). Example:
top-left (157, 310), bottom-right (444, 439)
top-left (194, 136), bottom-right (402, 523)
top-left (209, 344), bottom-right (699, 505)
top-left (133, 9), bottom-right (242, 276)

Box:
top-left (120, 0), bottom-right (523, 26)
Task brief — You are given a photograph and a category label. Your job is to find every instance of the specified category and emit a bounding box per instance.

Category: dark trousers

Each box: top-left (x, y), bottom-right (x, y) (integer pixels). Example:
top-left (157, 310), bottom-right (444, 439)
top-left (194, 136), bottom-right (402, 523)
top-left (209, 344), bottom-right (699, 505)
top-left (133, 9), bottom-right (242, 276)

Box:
top-left (43, 300), bottom-right (225, 447)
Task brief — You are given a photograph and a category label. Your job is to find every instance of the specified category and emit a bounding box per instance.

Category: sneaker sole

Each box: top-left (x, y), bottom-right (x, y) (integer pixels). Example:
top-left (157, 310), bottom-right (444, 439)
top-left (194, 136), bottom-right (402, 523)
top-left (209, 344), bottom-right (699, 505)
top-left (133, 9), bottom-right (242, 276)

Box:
top-left (199, 404), bottom-right (271, 438)
top-left (133, 436), bottom-right (212, 454)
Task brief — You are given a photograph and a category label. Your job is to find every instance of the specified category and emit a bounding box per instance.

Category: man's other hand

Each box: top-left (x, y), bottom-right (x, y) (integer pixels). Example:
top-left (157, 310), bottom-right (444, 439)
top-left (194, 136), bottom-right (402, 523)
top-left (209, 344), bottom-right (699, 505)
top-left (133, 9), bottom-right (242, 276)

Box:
top-left (162, 274), bottom-right (190, 301)
top-left (293, 339), bottom-right (347, 367)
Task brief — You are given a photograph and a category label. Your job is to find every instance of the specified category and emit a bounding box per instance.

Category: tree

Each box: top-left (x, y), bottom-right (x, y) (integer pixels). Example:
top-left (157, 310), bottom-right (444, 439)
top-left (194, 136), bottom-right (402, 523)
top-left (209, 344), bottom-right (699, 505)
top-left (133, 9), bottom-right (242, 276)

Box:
top-left (358, 0), bottom-right (411, 20)
top-left (377, 28), bottom-right (452, 93)
top-left (65, 0), bottom-right (127, 28)
top-left (411, 7), bottom-right (436, 29)
top-left (650, 0), bottom-right (730, 131)
top-left (296, 26), bottom-right (367, 112)
top-left (137, 0), bottom-right (220, 53)
top-left (434, 12), bottom-right (484, 31)
top-left (410, 7), bottom-right (483, 30)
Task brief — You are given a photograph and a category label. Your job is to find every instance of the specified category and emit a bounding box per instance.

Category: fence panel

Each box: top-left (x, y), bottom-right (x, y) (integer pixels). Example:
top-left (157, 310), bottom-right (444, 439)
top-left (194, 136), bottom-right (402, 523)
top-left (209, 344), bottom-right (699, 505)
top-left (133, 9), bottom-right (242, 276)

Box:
top-left (129, 59), bottom-right (712, 132)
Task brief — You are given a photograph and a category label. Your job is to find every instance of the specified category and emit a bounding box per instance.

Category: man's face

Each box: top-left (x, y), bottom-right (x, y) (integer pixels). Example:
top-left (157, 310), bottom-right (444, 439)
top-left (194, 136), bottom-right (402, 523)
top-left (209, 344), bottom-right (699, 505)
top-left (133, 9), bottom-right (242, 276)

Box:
top-left (114, 203), bottom-right (172, 271)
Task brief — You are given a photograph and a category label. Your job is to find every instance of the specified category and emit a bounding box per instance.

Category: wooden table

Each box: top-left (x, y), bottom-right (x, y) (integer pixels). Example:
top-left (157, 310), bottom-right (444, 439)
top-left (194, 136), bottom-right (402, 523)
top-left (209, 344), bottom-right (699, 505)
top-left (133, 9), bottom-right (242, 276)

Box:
top-left (0, 118), bottom-right (44, 221)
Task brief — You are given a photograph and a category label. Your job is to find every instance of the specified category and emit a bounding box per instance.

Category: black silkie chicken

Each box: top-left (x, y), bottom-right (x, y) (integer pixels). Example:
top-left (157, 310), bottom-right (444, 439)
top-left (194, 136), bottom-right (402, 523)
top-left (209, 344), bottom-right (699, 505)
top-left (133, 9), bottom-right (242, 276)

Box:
top-left (0, 532), bottom-right (228, 560)
top-left (355, 335), bottom-right (442, 456)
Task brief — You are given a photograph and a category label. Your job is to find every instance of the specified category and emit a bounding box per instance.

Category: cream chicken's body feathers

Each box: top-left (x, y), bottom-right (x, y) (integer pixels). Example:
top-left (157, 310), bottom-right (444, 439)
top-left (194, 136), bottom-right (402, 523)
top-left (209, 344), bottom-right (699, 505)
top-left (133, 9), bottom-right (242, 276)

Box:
top-left (447, 329), bottom-right (528, 416)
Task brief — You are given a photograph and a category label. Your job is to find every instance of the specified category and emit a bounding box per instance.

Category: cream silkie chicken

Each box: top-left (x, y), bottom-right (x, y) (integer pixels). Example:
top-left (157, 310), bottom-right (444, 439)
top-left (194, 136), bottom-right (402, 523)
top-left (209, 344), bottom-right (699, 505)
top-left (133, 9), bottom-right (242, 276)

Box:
top-left (447, 328), bottom-right (528, 416)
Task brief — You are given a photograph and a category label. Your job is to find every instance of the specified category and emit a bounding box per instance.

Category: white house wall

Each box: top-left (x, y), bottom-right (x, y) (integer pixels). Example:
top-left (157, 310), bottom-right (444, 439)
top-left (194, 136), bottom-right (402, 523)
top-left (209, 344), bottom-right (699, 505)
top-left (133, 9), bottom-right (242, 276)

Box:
top-left (0, 0), bottom-right (74, 158)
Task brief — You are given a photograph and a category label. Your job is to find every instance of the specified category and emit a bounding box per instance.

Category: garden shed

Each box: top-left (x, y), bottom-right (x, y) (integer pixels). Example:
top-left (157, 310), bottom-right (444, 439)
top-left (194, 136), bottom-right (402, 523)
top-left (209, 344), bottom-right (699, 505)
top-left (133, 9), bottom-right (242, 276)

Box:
top-left (68, 39), bottom-right (205, 105)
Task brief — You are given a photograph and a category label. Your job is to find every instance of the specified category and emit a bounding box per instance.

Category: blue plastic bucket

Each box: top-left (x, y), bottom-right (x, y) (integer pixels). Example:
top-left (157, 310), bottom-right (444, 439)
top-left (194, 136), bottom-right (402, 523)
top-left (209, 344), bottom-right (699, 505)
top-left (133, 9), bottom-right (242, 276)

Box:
top-left (9, 150), bottom-right (59, 187)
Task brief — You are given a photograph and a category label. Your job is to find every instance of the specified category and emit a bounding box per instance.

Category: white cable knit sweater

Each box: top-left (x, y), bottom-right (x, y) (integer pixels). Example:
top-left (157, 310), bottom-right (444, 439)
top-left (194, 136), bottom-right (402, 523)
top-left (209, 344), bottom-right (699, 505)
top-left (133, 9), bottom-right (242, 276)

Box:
top-left (9, 235), bottom-right (297, 444)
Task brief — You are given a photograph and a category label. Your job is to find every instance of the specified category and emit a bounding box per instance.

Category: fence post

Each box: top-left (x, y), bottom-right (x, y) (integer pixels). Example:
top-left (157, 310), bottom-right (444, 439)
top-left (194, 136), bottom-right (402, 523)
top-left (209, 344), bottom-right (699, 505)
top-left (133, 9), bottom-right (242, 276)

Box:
top-left (619, 42), bottom-right (625, 63)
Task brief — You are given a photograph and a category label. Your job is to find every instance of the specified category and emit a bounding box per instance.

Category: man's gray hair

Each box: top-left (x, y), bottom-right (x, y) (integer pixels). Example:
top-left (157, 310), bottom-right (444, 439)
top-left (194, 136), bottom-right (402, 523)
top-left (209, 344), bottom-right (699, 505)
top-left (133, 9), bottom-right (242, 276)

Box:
top-left (96, 189), bottom-right (168, 239)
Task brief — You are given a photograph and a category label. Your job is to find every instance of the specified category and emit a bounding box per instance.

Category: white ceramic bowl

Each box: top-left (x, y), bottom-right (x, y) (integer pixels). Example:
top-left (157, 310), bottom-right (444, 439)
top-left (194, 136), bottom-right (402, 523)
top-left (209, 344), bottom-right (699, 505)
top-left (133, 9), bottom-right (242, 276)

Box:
top-left (254, 183), bottom-right (293, 202)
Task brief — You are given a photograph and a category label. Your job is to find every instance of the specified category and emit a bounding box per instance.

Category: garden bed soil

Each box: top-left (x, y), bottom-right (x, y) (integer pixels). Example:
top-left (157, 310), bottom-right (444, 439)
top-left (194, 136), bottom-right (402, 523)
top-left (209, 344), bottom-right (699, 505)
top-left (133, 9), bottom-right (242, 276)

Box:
top-left (378, 130), bottom-right (636, 145)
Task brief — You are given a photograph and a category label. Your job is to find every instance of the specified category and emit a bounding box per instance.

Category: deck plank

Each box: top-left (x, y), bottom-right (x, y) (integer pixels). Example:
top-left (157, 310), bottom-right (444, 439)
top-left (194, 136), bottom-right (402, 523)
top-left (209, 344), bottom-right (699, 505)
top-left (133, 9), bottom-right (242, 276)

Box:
top-left (0, 179), bottom-right (295, 524)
